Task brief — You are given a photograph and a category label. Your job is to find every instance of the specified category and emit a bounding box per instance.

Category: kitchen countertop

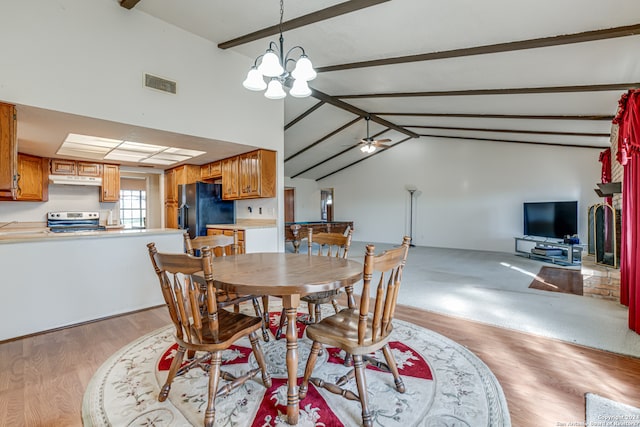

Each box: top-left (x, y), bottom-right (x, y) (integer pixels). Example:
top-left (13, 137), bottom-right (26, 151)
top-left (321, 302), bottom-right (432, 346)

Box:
top-left (0, 227), bottom-right (184, 244)
top-left (207, 219), bottom-right (277, 230)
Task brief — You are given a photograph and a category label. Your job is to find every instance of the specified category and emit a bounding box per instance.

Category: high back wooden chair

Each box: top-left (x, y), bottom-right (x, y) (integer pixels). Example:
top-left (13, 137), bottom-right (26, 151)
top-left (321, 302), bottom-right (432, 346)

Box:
top-left (183, 232), bottom-right (270, 342)
top-left (275, 227), bottom-right (353, 339)
top-left (147, 243), bottom-right (271, 427)
top-left (299, 236), bottom-right (411, 427)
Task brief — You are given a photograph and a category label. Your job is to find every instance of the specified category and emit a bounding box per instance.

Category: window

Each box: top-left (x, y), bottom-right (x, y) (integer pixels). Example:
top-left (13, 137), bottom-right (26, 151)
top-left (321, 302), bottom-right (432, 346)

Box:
top-left (120, 189), bottom-right (146, 229)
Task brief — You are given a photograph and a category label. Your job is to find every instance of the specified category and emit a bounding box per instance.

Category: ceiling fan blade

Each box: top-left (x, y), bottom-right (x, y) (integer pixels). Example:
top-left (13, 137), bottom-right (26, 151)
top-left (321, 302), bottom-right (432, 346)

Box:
top-left (374, 139), bottom-right (391, 144)
top-left (376, 143), bottom-right (391, 149)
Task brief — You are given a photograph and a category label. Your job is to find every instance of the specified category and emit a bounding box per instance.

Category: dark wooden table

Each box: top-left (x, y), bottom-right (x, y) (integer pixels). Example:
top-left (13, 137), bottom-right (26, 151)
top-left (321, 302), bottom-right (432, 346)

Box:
top-left (211, 252), bottom-right (363, 425)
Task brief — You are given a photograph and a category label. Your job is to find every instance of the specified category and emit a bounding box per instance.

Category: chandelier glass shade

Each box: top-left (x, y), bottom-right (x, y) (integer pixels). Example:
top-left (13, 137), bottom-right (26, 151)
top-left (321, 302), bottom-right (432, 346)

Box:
top-left (242, 0), bottom-right (316, 99)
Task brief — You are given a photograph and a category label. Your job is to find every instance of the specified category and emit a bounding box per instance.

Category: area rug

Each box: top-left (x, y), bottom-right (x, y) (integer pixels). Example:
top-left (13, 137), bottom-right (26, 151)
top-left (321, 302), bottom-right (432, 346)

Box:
top-left (528, 266), bottom-right (583, 295)
top-left (83, 310), bottom-right (511, 426)
top-left (585, 393), bottom-right (640, 426)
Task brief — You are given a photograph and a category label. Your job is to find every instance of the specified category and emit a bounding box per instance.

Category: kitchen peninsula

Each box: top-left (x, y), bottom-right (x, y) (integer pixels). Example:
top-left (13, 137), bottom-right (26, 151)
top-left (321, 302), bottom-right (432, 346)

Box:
top-left (0, 227), bottom-right (184, 341)
top-left (207, 219), bottom-right (278, 253)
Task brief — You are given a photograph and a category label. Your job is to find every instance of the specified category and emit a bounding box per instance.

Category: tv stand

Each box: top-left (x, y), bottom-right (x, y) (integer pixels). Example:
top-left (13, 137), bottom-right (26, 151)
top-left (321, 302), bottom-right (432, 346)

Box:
top-left (514, 237), bottom-right (583, 266)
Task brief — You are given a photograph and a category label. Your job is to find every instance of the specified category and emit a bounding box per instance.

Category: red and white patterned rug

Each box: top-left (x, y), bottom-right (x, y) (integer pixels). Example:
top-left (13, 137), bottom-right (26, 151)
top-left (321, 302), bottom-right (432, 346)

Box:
top-left (82, 311), bottom-right (510, 426)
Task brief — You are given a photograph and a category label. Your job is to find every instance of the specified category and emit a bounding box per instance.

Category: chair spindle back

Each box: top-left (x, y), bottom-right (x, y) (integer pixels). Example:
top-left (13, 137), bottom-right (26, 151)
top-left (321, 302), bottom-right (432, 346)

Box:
top-left (148, 242), bottom-right (219, 344)
top-left (358, 236), bottom-right (411, 345)
top-left (307, 227), bottom-right (353, 258)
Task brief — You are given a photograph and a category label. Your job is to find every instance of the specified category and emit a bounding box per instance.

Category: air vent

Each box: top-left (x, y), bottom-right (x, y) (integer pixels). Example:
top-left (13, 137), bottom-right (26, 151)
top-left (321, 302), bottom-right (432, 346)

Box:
top-left (144, 73), bottom-right (177, 94)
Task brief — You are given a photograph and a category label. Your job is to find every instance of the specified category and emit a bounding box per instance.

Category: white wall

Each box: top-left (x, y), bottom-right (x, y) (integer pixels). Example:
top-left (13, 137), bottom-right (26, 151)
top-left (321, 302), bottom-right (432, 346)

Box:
top-left (289, 137), bottom-right (601, 253)
top-left (0, 0), bottom-right (282, 152)
top-left (0, 0), bottom-right (286, 249)
top-left (284, 177), bottom-right (321, 222)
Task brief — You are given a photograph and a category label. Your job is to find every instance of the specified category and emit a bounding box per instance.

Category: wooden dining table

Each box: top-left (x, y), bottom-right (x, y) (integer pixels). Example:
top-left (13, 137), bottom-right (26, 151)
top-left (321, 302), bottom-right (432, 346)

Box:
top-left (211, 252), bottom-right (363, 425)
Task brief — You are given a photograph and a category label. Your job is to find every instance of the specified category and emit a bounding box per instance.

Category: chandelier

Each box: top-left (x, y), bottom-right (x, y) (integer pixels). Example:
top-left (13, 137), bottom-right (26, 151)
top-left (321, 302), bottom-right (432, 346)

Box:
top-left (242, 0), bottom-right (316, 99)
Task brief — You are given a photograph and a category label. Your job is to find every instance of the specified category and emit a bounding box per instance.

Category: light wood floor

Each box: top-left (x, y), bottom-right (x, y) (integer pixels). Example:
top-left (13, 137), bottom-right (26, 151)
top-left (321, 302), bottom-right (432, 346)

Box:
top-left (1, 302), bottom-right (639, 427)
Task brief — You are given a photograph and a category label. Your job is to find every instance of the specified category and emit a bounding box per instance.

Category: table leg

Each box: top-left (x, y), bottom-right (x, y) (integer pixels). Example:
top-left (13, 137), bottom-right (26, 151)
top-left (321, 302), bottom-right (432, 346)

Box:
top-left (282, 294), bottom-right (300, 425)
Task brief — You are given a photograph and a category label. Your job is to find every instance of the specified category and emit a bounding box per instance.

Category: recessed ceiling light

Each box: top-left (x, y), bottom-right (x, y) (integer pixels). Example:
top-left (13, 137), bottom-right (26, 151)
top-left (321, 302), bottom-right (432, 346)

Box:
top-left (56, 133), bottom-right (206, 166)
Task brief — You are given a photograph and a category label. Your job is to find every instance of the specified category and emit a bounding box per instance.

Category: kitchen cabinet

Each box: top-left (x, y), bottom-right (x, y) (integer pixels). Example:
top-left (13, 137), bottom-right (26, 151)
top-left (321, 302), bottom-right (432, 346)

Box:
top-left (238, 149), bottom-right (276, 199)
top-left (207, 228), bottom-right (246, 254)
top-left (51, 159), bottom-right (102, 176)
top-left (164, 165), bottom-right (200, 228)
top-left (50, 159), bottom-right (76, 175)
top-left (221, 149), bottom-right (276, 200)
top-left (100, 164), bottom-right (120, 202)
top-left (0, 102), bottom-right (17, 199)
top-left (201, 161), bottom-right (222, 180)
top-left (221, 156), bottom-right (240, 200)
top-left (78, 162), bottom-right (102, 177)
top-left (16, 153), bottom-right (49, 201)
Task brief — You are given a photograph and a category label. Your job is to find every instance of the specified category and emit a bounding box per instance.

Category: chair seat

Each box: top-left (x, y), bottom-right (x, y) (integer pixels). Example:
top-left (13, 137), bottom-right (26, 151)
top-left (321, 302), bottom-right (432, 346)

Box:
top-left (304, 308), bottom-right (393, 355)
top-left (184, 310), bottom-right (263, 350)
top-left (301, 289), bottom-right (340, 304)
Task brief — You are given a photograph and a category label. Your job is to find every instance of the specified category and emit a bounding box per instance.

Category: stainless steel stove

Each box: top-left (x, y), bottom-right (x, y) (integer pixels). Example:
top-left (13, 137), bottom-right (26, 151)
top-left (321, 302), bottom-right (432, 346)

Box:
top-left (47, 211), bottom-right (106, 233)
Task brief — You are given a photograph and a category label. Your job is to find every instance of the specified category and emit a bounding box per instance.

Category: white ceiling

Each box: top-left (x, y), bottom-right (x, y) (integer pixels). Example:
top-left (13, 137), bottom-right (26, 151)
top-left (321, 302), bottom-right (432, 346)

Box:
top-left (16, 0), bottom-right (640, 178)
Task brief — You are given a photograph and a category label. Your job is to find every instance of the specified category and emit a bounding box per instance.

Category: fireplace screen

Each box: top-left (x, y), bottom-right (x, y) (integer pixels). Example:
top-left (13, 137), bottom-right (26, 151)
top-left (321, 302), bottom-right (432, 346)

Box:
top-left (587, 203), bottom-right (620, 268)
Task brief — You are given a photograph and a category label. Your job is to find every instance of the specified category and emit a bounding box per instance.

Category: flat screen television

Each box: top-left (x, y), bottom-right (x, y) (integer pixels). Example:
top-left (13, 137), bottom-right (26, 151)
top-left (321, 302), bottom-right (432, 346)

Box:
top-left (523, 201), bottom-right (578, 239)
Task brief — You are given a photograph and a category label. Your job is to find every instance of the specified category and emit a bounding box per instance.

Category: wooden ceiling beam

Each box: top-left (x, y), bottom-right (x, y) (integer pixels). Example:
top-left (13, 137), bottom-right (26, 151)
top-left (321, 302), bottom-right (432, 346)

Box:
top-left (337, 82), bottom-right (640, 99)
top-left (405, 125), bottom-right (610, 138)
top-left (218, 0), bottom-right (391, 49)
top-left (418, 133), bottom-right (607, 149)
top-left (310, 88), bottom-right (419, 138)
top-left (119, 0), bottom-right (141, 10)
top-left (291, 128), bottom-right (392, 178)
top-left (285, 101), bottom-right (325, 131)
top-left (316, 23), bottom-right (640, 72)
top-left (284, 118), bottom-right (360, 163)
top-left (373, 112), bottom-right (615, 121)
top-left (315, 136), bottom-right (413, 181)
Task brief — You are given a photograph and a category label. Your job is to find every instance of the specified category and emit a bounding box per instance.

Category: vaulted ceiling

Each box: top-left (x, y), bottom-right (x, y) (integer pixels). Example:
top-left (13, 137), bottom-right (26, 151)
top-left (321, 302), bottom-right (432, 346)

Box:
top-left (17, 1), bottom-right (640, 179)
top-left (127, 0), bottom-right (639, 180)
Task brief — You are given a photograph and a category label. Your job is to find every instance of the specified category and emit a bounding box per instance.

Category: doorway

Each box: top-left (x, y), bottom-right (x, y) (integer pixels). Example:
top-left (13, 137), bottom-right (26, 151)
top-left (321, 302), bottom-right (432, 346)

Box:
top-left (321, 188), bottom-right (334, 222)
top-left (284, 187), bottom-right (295, 223)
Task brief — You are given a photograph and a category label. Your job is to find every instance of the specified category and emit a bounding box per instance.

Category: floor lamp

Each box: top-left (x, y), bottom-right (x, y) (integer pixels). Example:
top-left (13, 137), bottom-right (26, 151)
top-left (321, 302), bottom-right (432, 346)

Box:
top-left (405, 185), bottom-right (417, 247)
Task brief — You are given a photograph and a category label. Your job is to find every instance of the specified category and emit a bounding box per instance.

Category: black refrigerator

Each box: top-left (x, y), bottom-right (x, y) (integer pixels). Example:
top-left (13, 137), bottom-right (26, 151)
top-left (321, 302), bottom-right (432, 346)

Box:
top-left (178, 182), bottom-right (235, 239)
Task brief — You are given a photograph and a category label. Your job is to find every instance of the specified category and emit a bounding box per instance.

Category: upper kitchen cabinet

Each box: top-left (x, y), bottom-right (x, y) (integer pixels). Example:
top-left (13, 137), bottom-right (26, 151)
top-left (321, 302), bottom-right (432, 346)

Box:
top-left (15, 153), bottom-right (49, 201)
top-left (238, 149), bottom-right (276, 199)
top-left (221, 149), bottom-right (276, 200)
top-left (0, 102), bottom-right (18, 199)
top-left (50, 159), bottom-right (102, 176)
top-left (221, 156), bottom-right (240, 200)
top-left (100, 164), bottom-right (120, 202)
top-left (201, 161), bottom-right (222, 181)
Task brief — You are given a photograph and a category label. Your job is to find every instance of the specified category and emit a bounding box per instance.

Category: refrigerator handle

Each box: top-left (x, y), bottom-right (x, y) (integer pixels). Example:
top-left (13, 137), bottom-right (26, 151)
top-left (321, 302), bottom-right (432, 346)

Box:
top-left (178, 204), bottom-right (188, 230)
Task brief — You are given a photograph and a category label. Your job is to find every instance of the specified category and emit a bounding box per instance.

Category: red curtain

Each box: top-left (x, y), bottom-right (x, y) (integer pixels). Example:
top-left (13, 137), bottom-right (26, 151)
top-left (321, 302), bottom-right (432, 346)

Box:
top-left (613, 89), bottom-right (640, 333)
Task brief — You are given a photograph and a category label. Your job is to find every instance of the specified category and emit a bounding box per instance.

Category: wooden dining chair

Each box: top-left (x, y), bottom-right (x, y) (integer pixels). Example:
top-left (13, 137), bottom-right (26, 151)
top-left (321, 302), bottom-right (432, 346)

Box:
top-left (274, 227), bottom-right (353, 339)
top-left (299, 236), bottom-right (412, 427)
top-left (147, 243), bottom-right (271, 427)
top-left (183, 232), bottom-right (270, 342)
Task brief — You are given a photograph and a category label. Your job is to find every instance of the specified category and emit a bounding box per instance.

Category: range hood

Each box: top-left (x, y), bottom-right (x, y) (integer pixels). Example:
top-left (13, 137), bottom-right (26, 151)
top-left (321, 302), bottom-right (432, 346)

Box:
top-left (49, 175), bottom-right (102, 186)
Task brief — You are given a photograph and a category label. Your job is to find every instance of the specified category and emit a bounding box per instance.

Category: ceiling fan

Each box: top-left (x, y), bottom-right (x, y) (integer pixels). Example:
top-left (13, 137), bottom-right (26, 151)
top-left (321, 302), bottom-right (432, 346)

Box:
top-left (357, 116), bottom-right (391, 153)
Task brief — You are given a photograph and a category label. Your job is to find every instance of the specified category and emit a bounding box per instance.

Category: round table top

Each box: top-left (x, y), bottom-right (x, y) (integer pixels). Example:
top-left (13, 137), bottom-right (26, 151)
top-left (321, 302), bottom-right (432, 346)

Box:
top-left (211, 252), bottom-right (363, 295)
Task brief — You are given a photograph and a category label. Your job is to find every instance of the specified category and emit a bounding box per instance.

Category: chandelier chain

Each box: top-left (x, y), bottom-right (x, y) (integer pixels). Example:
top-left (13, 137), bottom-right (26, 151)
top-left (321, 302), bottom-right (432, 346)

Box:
top-left (279, 0), bottom-right (284, 36)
